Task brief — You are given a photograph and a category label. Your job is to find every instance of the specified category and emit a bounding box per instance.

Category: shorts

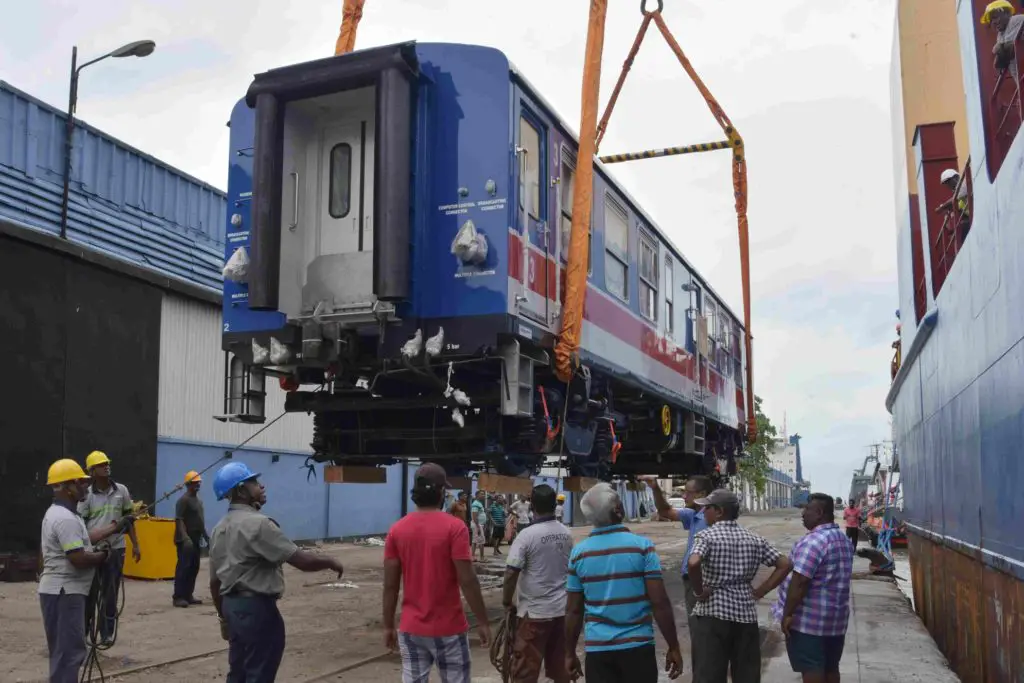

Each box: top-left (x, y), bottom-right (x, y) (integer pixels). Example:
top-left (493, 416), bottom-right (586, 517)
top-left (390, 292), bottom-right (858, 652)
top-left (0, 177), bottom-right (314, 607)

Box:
top-left (584, 644), bottom-right (658, 683)
top-left (786, 629), bottom-right (846, 673)
top-left (472, 523), bottom-right (485, 547)
top-left (492, 526), bottom-right (506, 542)
top-left (510, 615), bottom-right (570, 683)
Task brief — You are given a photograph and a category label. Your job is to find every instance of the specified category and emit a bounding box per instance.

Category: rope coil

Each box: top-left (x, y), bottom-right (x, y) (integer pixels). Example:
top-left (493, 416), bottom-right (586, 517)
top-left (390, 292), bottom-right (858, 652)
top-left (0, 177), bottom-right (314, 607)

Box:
top-left (489, 610), bottom-right (518, 682)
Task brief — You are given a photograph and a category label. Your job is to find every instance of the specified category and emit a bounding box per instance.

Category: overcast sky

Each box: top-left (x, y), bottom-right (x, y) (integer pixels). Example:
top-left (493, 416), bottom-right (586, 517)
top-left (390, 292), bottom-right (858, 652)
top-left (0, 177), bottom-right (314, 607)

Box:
top-left (1, 0), bottom-right (899, 498)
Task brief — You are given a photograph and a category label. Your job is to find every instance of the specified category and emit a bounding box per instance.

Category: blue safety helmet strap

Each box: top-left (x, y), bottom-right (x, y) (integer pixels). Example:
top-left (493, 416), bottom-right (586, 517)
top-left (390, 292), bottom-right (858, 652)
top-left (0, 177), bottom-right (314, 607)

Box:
top-left (213, 462), bottom-right (261, 500)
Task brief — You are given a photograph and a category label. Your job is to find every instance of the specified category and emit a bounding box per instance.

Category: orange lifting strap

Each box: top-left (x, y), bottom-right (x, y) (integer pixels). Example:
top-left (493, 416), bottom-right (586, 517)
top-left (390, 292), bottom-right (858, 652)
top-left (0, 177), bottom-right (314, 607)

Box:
top-left (334, 0), bottom-right (366, 55)
top-left (554, 0), bottom-right (757, 441)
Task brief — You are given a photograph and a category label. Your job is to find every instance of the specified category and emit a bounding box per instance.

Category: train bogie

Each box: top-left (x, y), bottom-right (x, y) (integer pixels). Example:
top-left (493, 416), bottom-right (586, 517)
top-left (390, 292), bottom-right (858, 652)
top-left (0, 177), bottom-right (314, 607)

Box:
top-left (220, 41), bottom-right (748, 484)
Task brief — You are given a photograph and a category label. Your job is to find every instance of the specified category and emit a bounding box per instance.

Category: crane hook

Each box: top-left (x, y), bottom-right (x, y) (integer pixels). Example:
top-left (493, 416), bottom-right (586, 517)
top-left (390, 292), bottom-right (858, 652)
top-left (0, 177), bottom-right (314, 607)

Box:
top-left (641, 0), bottom-right (664, 15)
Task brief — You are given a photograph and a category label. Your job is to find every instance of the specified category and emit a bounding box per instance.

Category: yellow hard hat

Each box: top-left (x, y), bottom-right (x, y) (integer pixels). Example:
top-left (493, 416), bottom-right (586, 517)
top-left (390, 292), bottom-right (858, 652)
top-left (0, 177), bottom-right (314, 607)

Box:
top-left (557, 493), bottom-right (566, 501)
top-left (85, 451), bottom-right (111, 470)
top-left (48, 459), bottom-right (89, 486)
top-left (184, 470), bottom-right (202, 484)
top-left (982, 0), bottom-right (1015, 24)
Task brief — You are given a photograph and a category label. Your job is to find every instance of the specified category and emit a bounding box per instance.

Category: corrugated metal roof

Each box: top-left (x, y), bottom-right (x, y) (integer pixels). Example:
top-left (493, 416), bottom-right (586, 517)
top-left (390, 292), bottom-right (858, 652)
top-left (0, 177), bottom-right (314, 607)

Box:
top-left (0, 81), bottom-right (227, 294)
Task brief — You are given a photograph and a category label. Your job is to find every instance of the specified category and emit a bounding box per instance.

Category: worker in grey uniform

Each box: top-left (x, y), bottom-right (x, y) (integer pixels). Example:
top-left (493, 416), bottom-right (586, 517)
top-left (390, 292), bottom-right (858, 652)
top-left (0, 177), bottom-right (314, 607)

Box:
top-left (39, 459), bottom-right (118, 683)
top-left (78, 450), bottom-right (141, 645)
top-left (209, 462), bottom-right (345, 682)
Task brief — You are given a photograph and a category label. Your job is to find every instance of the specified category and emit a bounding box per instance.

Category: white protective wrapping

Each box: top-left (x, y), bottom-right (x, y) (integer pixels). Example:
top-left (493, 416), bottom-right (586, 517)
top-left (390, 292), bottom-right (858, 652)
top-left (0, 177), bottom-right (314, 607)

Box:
top-left (450, 219), bottom-right (488, 265)
top-left (269, 337), bottom-right (292, 365)
top-left (401, 329), bottom-right (423, 358)
top-left (223, 247), bottom-right (250, 282)
top-left (425, 327), bottom-right (445, 357)
top-left (252, 339), bottom-right (269, 365)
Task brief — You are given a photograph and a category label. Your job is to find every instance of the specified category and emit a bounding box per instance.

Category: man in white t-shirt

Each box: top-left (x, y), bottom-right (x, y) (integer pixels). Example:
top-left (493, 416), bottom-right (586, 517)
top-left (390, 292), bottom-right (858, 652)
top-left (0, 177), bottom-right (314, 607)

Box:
top-left (502, 485), bottom-right (573, 682)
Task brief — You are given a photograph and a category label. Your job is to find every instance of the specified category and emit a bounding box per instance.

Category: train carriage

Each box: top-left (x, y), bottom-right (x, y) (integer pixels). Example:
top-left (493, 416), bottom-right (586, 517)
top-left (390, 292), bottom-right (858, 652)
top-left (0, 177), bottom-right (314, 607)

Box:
top-left (220, 41), bottom-right (748, 483)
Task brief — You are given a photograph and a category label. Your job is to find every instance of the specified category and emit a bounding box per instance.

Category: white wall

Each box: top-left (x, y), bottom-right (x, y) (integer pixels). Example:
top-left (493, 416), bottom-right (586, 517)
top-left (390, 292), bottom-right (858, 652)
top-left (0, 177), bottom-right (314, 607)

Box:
top-left (158, 293), bottom-right (315, 452)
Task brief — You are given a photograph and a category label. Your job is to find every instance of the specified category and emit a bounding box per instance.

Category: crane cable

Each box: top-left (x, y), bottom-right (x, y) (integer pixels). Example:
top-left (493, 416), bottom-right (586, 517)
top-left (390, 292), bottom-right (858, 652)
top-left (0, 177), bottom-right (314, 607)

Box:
top-left (554, 0), bottom-right (757, 441)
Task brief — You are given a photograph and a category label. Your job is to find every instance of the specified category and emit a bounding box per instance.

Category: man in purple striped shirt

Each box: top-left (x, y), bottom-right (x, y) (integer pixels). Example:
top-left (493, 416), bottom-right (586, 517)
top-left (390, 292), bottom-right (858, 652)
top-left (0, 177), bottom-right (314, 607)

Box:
top-left (773, 493), bottom-right (854, 683)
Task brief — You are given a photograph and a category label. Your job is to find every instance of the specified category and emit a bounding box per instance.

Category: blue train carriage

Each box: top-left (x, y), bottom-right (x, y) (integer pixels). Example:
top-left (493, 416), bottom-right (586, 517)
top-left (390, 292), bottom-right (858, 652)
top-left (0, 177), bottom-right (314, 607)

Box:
top-left (219, 41), bottom-right (748, 483)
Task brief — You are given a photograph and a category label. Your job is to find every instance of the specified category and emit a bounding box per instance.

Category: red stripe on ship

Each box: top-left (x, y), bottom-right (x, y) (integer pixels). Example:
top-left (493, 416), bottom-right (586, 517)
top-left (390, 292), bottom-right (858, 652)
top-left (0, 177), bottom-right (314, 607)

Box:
top-left (508, 232), bottom-right (733, 400)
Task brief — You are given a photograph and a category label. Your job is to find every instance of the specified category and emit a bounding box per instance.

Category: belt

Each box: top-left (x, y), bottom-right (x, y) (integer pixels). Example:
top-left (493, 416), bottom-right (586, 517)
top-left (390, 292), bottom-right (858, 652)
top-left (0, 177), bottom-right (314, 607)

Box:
top-left (226, 589), bottom-right (279, 599)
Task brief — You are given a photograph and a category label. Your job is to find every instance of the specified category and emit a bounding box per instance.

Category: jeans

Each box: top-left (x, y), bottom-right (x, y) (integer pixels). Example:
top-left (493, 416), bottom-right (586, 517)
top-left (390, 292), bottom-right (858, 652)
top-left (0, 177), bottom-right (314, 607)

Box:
top-left (40, 591), bottom-right (87, 683)
top-left (223, 594), bottom-right (286, 683)
top-left (173, 535), bottom-right (201, 601)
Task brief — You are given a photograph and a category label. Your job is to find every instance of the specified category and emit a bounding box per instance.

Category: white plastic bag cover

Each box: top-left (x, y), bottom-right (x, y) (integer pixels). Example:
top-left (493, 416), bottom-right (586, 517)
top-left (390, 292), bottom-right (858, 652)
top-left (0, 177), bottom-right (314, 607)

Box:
top-left (425, 327), bottom-right (445, 357)
top-left (451, 220), bottom-right (488, 265)
top-left (269, 337), bottom-right (292, 365)
top-left (401, 329), bottom-right (423, 358)
top-left (223, 247), bottom-right (250, 282)
top-left (252, 339), bottom-right (269, 365)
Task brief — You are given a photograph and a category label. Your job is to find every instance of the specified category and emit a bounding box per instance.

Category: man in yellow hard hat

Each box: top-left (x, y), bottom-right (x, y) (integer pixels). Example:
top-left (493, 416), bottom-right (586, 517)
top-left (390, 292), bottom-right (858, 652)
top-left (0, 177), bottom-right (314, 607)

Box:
top-left (173, 470), bottom-right (209, 608)
top-left (981, 0), bottom-right (1023, 70)
top-left (78, 450), bottom-right (140, 646)
top-left (555, 493), bottom-right (567, 523)
top-left (39, 459), bottom-right (114, 683)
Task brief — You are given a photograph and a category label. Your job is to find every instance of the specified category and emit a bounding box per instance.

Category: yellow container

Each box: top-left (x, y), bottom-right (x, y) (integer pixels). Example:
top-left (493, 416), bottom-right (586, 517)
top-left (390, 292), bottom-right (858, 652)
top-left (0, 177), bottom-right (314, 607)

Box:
top-left (124, 517), bottom-right (178, 580)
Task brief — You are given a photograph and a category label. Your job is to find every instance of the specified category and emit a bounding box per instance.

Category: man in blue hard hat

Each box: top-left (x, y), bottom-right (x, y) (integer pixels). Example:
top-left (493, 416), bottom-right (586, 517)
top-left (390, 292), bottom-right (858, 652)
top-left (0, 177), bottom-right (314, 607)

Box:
top-left (209, 461), bottom-right (345, 681)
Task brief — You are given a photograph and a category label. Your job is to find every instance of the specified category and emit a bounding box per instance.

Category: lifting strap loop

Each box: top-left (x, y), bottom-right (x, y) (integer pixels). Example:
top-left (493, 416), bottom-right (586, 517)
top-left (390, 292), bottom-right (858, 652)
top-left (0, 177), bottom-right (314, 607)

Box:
top-left (334, 0), bottom-right (366, 56)
top-left (554, 1), bottom-right (757, 441)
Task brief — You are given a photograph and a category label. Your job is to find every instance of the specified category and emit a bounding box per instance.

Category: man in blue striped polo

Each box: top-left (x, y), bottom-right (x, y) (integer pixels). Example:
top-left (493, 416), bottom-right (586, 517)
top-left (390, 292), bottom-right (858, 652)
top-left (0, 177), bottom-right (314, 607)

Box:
top-left (564, 483), bottom-right (683, 682)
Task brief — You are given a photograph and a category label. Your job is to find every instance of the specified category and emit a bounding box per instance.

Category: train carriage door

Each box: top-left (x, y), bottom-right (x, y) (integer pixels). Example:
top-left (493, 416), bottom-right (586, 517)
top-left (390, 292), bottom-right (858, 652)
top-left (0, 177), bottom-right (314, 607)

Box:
top-left (516, 102), bottom-right (552, 326)
top-left (316, 123), bottom-right (365, 256)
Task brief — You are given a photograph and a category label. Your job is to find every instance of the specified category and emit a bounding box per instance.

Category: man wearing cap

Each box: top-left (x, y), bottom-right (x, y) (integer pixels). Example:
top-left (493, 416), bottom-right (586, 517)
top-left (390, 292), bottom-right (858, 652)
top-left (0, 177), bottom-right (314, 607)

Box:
top-left (39, 459), bottom-right (119, 683)
top-left (554, 493), bottom-right (566, 523)
top-left (982, 1), bottom-right (1024, 70)
top-left (209, 461), bottom-right (345, 681)
top-left (383, 463), bottom-right (491, 683)
top-left (78, 450), bottom-right (140, 646)
top-left (173, 470), bottom-right (209, 608)
top-left (687, 489), bottom-right (793, 683)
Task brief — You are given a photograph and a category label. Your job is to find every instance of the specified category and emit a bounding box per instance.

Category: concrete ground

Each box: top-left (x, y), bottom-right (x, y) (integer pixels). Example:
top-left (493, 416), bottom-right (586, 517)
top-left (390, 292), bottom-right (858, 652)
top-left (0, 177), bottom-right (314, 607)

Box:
top-left (0, 509), bottom-right (958, 682)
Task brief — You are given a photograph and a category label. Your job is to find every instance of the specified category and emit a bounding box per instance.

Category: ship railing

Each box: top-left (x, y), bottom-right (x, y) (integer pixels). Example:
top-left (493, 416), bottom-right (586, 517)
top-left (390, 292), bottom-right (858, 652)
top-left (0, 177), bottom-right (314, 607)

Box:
top-left (986, 31), bottom-right (1024, 172)
top-left (932, 158), bottom-right (973, 295)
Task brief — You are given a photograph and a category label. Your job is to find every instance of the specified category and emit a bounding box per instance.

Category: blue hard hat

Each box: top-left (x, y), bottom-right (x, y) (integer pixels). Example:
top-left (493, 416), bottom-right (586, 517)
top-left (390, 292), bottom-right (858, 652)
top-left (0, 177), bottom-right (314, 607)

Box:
top-left (213, 461), bottom-right (261, 500)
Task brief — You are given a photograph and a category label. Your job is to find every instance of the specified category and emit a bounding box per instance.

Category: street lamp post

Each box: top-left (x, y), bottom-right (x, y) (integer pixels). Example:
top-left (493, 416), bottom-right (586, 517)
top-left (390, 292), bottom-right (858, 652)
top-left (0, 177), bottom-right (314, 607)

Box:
top-left (59, 40), bottom-right (156, 239)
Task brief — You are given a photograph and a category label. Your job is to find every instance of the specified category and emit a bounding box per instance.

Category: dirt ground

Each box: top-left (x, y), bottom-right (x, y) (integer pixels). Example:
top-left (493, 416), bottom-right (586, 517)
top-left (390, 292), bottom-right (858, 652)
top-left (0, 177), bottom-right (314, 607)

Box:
top-left (1, 510), bottom-right (804, 683)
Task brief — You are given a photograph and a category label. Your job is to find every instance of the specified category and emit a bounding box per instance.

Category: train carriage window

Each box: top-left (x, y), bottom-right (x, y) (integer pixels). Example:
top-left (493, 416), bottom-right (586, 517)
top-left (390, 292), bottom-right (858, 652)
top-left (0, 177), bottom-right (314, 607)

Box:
top-left (520, 117), bottom-right (542, 219)
top-left (328, 143), bottom-right (352, 218)
top-left (639, 230), bottom-right (658, 321)
top-left (604, 196), bottom-right (629, 301)
top-left (705, 300), bottom-right (718, 362)
top-left (664, 257), bottom-right (675, 337)
top-left (559, 153), bottom-right (593, 273)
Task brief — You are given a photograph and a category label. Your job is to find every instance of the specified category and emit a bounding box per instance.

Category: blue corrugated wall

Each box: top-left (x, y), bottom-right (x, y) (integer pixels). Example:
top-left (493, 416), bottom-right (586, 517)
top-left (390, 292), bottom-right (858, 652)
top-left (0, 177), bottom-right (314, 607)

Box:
top-left (155, 440), bottom-right (406, 541)
top-left (155, 440), bottom-right (600, 540)
top-left (0, 82), bottom-right (226, 294)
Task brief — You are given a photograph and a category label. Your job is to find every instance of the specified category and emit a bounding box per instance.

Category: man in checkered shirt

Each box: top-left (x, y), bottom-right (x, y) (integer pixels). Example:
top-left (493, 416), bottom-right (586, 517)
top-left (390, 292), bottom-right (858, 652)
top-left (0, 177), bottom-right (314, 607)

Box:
top-left (772, 493), bottom-right (853, 682)
top-left (686, 489), bottom-right (793, 683)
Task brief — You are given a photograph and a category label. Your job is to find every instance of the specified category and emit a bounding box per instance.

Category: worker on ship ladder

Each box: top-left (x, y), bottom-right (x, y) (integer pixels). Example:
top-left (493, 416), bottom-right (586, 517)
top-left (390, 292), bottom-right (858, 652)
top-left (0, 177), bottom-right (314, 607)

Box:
top-left (38, 459), bottom-right (115, 683)
top-left (78, 450), bottom-right (140, 647)
top-left (209, 461), bottom-right (345, 682)
top-left (935, 168), bottom-right (971, 243)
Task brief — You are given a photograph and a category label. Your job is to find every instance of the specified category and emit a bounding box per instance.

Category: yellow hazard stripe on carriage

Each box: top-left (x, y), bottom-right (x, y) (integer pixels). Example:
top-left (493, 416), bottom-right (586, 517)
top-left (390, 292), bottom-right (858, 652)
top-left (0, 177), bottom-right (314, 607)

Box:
top-left (598, 139), bottom-right (738, 164)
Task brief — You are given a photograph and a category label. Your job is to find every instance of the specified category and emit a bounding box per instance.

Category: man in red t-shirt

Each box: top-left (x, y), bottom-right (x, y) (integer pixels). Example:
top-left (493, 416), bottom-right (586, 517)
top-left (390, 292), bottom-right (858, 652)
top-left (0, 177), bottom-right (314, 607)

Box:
top-left (383, 463), bottom-right (491, 682)
top-left (843, 499), bottom-right (862, 548)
